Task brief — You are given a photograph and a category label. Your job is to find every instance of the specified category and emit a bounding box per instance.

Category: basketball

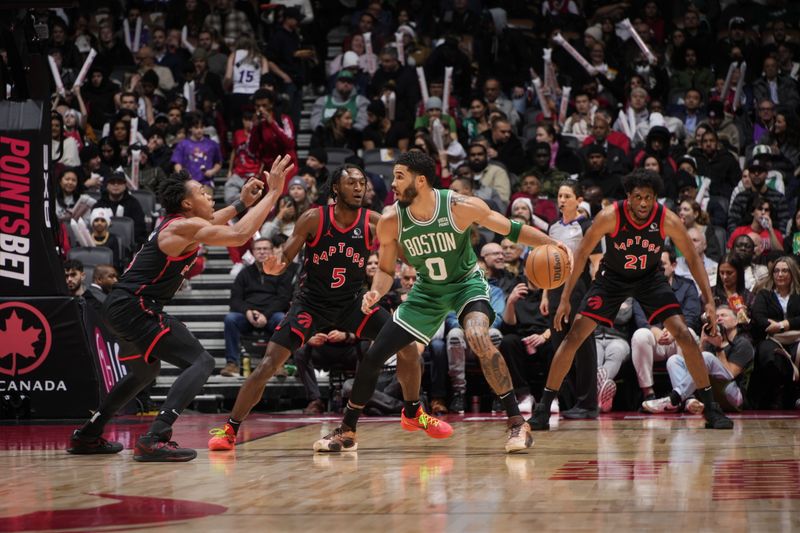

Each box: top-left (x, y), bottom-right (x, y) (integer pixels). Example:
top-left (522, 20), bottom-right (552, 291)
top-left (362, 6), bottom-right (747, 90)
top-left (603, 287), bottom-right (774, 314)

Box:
top-left (525, 244), bottom-right (570, 289)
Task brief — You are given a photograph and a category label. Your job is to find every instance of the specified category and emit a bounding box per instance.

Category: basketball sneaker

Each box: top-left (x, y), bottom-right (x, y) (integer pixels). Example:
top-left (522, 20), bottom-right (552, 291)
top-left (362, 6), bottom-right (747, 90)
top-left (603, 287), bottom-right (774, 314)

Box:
top-left (313, 426), bottom-right (358, 452)
top-left (449, 392), bottom-right (465, 414)
top-left (641, 396), bottom-right (680, 414)
top-left (685, 398), bottom-right (704, 414)
top-left (208, 423), bottom-right (236, 451)
top-left (67, 429), bottom-right (123, 455)
top-left (704, 402), bottom-right (734, 429)
top-left (505, 420), bottom-right (533, 453)
top-left (134, 433), bottom-right (197, 462)
top-left (528, 402), bottom-right (550, 431)
top-left (401, 407), bottom-right (453, 439)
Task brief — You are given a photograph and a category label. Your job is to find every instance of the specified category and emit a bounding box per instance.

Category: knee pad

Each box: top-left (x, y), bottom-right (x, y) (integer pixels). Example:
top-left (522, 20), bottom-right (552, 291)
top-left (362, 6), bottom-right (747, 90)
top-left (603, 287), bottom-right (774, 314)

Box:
top-left (196, 351), bottom-right (216, 375)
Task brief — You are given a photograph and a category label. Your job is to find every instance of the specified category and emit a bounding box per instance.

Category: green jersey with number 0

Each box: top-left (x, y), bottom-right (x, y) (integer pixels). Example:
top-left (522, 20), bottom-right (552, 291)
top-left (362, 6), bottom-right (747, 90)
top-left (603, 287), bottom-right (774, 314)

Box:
top-left (396, 188), bottom-right (477, 285)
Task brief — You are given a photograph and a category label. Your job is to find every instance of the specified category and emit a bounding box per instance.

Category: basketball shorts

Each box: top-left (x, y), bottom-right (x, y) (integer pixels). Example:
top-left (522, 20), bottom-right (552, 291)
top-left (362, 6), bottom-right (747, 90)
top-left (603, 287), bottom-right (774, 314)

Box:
top-left (394, 270), bottom-right (493, 344)
top-left (270, 294), bottom-right (390, 353)
top-left (103, 290), bottom-right (205, 364)
top-left (578, 269), bottom-right (682, 327)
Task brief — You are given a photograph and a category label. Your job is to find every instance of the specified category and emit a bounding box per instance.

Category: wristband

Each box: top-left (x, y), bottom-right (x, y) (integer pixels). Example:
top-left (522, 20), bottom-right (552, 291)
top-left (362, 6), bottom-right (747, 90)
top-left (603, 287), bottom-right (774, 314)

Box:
top-left (232, 199), bottom-right (247, 216)
top-left (506, 219), bottom-right (523, 243)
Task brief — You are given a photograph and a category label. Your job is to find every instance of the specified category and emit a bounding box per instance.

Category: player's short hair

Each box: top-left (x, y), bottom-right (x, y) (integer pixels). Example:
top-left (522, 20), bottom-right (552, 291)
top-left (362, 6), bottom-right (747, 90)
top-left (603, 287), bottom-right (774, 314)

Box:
top-left (327, 163), bottom-right (366, 201)
top-left (159, 170), bottom-right (192, 214)
top-left (621, 168), bottom-right (662, 196)
top-left (396, 151), bottom-right (436, 186)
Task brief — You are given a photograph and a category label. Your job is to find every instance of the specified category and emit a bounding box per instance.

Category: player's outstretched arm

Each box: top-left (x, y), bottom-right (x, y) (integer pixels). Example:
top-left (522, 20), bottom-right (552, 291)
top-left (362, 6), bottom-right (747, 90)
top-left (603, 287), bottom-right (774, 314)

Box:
top-left (262, 207), bottom-right (320, 275)
top-left (209, 178), bottom-right (265, 226)
top-left (451, 192), bottom-right (568, 255)
top-left (552, 206), bottom-right (616, 329)
top-left (362, 210), bottom-right (400, 313)
top-left (664, 209), bottom-right (716, 321)
top-left (181, 155), bottom-right (294, 247)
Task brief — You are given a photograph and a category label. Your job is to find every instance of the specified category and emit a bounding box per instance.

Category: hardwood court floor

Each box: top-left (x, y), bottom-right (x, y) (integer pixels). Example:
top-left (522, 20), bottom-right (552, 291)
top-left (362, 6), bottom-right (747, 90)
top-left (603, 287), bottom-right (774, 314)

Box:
top-left (1, 412), bottom-right (799, 532)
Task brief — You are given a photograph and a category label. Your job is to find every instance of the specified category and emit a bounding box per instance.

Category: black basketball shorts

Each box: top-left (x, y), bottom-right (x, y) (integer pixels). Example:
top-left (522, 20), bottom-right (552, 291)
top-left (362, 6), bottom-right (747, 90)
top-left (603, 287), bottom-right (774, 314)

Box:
top-left (270, 295), bottom-right (390, 353)
top-left (578, 269), bottom-right (682, 327)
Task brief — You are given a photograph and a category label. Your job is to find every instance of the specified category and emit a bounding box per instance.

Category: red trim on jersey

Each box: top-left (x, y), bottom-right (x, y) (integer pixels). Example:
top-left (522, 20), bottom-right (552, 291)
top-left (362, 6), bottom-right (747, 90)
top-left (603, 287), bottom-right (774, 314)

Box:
top-left (610, 202), bottom-right (621, 238)
top-left (364, 210), bottom-right (372, 249)
top-left (290, 327), bottom-right (306, 346)
top-left (659, 206), bottom-right (667, 240)
top-left (144, 328), bottom-right (171, 362)
top-left (330, 205), bottom-right (362, 233)
top-left (622, 200), bottom-right (659, 230)
top-left (307, 206), bottom-right (325, 247)
top-left (648, 303), bottom-right (681, 324)
top-left (580, 311), bottom-right (614, 326)
top-left (138, 297), bottom-right (165, 329)
top-left (356, 306), bottom-right (380, 337)
top-left (118, 354), bottom-right (142, 361)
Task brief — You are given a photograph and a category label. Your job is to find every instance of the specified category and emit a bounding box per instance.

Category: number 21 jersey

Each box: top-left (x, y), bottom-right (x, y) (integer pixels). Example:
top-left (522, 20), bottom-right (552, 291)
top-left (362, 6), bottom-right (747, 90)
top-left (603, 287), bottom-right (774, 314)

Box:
top-left (602, 200), bottom-right (666, 279)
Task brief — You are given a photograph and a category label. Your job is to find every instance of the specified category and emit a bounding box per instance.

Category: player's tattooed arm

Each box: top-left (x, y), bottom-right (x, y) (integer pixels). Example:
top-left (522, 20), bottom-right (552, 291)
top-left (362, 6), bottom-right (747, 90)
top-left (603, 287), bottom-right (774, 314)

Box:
top-left (450, 192), bottom-right (471, 206)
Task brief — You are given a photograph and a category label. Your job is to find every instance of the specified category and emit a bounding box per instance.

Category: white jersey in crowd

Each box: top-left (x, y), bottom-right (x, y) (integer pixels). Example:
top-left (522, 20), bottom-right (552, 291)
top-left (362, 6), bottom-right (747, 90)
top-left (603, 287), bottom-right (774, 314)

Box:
top-left (232, 49), bottom-right (262, 95)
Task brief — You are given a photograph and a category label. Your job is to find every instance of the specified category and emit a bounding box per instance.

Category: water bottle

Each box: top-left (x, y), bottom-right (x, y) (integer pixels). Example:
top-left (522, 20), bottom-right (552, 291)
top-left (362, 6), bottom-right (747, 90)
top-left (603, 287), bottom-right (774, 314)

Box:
top-left (242, 355), bottom-right (251, 377)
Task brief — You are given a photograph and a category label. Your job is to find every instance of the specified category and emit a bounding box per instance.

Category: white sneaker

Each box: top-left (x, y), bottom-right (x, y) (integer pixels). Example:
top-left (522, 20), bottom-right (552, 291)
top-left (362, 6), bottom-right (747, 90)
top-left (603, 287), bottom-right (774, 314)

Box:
top-left (642, 396), bottom-right (680, 414)
top-left (598, 379), bottom-right (617, 413)
top-left (550, 398), bottom-right (559, 414)
top-left (229, 262), bottom-right (244, 278)
top-left (518, 395), bottom-right (534, 415)
top-left (685, 398), bottom-right (704, 414)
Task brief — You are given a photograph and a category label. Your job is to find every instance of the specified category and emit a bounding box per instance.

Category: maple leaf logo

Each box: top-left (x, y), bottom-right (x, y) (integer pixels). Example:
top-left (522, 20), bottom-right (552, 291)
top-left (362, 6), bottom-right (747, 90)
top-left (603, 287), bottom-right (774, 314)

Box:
top-left (0, 303), bottom-right (52, 377)
top-left (0, 311), bottom-right (41, 360)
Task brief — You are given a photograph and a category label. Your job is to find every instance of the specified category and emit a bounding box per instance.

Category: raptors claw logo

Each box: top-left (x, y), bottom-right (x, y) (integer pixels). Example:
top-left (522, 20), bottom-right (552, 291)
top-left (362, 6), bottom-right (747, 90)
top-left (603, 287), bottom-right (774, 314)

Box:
top-left (587, 296), bottom-right (603, 310)
top-left (297, 312), bottom-right (313, 329)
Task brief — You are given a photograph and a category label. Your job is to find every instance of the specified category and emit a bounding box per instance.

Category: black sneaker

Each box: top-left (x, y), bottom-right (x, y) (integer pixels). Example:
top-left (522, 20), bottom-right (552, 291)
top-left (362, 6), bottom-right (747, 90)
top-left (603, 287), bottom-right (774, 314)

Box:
top-left (67, 429), bottom-right (123, 455)
top-left (491, 396), bottom-right (503, 413)
top-left (528, 401), bottom-right (550, 431)
top-left (704, 402), bottom-right (734, 429)
top-left (449, 392), bottom-right (465, 414)
top-left (561, 406), bottom-right (599, 419)
top-left (134, 433), bottom-right (197, 462)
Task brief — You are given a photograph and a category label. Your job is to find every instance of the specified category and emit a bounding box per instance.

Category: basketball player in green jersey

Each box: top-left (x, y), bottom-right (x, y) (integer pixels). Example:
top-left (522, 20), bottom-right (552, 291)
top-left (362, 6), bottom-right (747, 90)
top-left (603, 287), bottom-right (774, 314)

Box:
top-left (314, 151), bottom-right (571, 453)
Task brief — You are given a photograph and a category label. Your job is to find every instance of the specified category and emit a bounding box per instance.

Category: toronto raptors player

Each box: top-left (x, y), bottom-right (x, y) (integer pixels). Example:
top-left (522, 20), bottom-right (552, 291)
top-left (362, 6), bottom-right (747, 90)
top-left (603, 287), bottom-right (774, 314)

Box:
top-left (68, 156), bottom-right (294, 462)
top-left (527, 169), bottom-right (734, 431)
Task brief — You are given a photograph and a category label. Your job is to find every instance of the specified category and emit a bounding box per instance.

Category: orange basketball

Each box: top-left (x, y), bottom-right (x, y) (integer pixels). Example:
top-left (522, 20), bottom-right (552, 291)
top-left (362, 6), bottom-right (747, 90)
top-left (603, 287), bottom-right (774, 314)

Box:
top-left (525, 244), bottom-right (570, 289)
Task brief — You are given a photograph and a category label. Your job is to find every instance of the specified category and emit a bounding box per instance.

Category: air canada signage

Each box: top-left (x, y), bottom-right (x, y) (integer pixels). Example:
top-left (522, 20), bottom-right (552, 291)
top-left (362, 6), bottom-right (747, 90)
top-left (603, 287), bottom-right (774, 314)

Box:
top-left (0, 298), bottom-right (98, 417)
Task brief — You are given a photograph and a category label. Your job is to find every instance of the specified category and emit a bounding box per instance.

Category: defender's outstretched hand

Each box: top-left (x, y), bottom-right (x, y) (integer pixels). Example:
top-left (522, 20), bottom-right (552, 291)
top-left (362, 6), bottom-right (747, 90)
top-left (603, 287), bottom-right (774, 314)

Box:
top-left (263, 155), bottom-right (295, 195)
top-left (240, 178), bottom-right (264, 207)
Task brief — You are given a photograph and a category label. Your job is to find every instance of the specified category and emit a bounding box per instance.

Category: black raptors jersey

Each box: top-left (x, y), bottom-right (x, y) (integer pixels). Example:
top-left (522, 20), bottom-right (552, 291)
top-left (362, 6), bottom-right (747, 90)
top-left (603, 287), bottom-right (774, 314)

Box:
top-left (297, 205), bottom-right (371, 308)
top-left (115, 215), bottom-right (198, 305)
top-left (602, 200), bottom-right (666, 279)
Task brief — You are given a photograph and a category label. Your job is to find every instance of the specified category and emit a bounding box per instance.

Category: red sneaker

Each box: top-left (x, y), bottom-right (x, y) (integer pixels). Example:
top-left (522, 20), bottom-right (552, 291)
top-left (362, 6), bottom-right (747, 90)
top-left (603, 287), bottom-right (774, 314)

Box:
top-left (208, 423), bottom-right (237, 451)
top-left (401, 407), bottom-right (453, 439)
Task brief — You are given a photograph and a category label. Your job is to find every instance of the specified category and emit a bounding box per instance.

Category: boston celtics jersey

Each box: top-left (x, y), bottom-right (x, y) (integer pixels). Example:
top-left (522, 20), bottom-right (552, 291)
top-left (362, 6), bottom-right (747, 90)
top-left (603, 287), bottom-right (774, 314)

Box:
top-left (396, 188), bottom-right (477, 285)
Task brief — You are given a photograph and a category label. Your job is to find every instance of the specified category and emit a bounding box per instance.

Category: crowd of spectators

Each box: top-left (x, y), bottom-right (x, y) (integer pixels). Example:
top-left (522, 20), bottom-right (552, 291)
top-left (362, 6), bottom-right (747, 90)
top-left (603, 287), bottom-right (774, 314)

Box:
top-left (33, 0), bottom-right (800, 415)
